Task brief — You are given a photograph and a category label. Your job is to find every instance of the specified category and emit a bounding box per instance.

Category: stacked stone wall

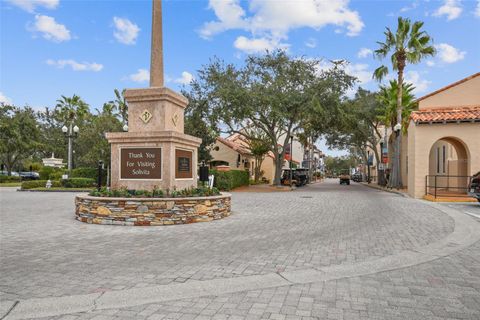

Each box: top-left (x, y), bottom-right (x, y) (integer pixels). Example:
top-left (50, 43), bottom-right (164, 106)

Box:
top-left (75, 194), bottom-right (231, 226)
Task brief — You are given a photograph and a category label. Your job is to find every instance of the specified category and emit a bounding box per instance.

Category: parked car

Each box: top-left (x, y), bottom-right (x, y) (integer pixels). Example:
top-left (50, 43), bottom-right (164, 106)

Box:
top-left (0, 171), bottom-right (19, 176)
top-left (19, 172), bottom-right (40, 180)
top-left (281, 169), bottom-right (308, 187)
top-left (468, 171), bottom-right (480, 203)
top-left (339, 170), bottom-right (350, 185)
top-left (294, 168), bottom-right (309, 185)
top-left (352, 172), bottom-right (363, 182)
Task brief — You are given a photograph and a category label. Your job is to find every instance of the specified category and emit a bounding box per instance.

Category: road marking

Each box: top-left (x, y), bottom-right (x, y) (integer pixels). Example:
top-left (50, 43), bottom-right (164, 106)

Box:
top-left (464, 211), bottom-right (480, 219)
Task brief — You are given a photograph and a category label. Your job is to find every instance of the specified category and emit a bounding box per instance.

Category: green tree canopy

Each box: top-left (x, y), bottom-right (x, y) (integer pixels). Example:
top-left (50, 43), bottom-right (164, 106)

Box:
top-left (0, 105), bottom-right (41, 174)
top-left (191, 50), bottom-right (354, 185)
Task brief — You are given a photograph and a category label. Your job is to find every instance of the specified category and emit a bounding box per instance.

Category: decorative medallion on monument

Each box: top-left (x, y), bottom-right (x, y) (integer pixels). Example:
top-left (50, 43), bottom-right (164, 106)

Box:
top-left (140, 109), bottom-right (153, 124)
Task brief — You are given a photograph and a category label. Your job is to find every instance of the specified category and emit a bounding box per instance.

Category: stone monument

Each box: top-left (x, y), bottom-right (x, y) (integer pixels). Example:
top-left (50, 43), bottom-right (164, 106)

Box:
top-left (106, 0), bottom-right (201, 191)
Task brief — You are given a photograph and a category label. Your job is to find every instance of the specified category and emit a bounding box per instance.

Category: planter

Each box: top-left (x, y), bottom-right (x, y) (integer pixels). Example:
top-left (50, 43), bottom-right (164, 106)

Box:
top-left (75, 193), bottom-right (231, 226)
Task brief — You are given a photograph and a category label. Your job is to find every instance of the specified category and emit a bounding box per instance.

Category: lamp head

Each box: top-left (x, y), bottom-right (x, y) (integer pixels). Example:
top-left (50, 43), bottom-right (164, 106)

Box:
top-left (61, 125), bottom-right (68, 133)
top-left (394, 123), bottom-right (401, 132)
top-left (122, 124), bottom-right (128, 132)
top-left (73, 125), bottom-right (79, 133)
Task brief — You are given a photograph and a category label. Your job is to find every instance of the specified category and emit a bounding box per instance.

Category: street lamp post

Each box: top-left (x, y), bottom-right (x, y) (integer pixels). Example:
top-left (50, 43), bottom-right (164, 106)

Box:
top-left (62, 123), bottom-right (79, 174)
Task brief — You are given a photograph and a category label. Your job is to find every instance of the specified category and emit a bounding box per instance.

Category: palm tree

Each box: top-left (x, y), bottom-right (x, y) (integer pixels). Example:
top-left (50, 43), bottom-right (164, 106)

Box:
top-left (373, 17), bottom-right (435, 188)
top-left (55, 94), bottom-right (89, 123)
top-left (112, 89), bottom-right (128, 124)
top-left (378, 80), bottom-right (417, 134)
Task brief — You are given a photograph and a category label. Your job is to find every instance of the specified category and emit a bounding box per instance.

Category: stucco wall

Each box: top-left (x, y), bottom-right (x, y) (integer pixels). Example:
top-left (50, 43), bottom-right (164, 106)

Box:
top-left (210, 141), bottom-right (243, 169)
top-left (260, 156), bottom-right (276, 182)
top-left (418, 75), bottom-right (480, 109)
top-left (407, 121), bottom-right (480, 198)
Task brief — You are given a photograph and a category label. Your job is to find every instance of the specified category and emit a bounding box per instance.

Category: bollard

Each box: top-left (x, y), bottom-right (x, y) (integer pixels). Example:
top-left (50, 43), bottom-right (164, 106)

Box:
top-left (97, 160), bottom-right (103, 191)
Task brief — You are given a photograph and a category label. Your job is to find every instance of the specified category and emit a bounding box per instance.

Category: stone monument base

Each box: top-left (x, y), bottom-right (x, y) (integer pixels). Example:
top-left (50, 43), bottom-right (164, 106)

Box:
top-left (106, 131), bottom-right (201, 191)
top-left (106, 86), bottom-right (201, 191)
top-left (75, 193), bottom-right (231, 226)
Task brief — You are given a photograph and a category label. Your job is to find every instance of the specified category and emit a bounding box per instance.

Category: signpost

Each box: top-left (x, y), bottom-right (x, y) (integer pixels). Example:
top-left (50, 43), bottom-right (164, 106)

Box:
top-left (120, 147), bottom-right (162, 180)
top-left (175, 149), bottom-right (193, 179)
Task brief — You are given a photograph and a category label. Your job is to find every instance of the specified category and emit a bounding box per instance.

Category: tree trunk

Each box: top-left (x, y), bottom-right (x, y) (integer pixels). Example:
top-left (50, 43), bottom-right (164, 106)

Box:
top-left (273, 155), bottom-right (284, 186)
top-left (254, 156), bottom-right (265, 182)
top-left (390, 65), bottom-right (404, 189)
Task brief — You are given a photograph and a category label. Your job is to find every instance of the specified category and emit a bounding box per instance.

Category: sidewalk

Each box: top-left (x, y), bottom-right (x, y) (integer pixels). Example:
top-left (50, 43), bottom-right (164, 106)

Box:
top-left (360, 181), bottom-right (409, 197)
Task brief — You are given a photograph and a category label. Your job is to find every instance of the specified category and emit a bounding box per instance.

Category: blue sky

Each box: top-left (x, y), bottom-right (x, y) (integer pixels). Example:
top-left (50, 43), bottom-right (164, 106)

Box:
top-left (1, 0), bottom-right (479, 155)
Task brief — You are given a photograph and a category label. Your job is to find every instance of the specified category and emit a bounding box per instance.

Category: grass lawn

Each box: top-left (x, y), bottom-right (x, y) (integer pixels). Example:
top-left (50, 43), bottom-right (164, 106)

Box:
top-left (0, 182), bottom-right (22, 187)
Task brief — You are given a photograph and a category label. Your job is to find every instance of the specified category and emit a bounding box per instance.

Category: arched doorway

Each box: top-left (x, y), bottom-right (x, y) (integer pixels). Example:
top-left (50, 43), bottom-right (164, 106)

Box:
top-left (427, 137), bottom-right (470, 196)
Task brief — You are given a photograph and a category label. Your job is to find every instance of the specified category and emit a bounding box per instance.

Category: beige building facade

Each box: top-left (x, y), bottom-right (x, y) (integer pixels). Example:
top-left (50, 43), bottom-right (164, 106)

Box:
top-left (406, 72), bottom-right (480, 198)
top-left (210, 134), bottom-right (303, 183)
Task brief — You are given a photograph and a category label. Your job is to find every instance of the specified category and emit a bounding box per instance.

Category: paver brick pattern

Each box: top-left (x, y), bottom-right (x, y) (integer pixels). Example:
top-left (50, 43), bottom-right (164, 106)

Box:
top-left (0, 181), bottom-right (454, 302)
top-left (38, 241), bottom-right (480, 320)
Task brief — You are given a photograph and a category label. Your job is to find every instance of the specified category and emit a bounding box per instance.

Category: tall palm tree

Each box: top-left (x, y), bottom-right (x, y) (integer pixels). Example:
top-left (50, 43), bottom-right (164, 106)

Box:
top-left (55, 94), bottom-right (89, 123)
top-left (112, 89), bottom-right (128, 124)
top-left (378, 80), bottom-right (417, 134)
top-left (373, 17), bottom-right (435, 188)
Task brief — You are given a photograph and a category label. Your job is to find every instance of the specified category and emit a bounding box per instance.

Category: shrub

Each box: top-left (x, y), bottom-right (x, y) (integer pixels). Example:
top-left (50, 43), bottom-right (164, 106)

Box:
top-left (72, 167), bottom-right (107, 184)
top-left (21, 180), bottom-right (61, 190)
top-left (89, 186), bottom-right (219, 198)
top-left (210, 170), bottom-right (249, 191)
top-left (0, 175), bottom-right (22, 183)
top-left (61, 178), bottom-right (96, 188)
top-left (39, 166), bottom-right (64, 180)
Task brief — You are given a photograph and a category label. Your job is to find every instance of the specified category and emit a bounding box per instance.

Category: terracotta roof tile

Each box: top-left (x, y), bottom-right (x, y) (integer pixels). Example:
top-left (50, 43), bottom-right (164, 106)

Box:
top-left (216, 137), bottom-right (251, 155)
top-left (410, 106), bottom-right (480, 123)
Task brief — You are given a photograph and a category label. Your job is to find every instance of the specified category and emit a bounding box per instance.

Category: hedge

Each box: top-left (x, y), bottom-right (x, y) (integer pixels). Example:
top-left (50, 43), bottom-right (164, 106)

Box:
top-left (21, 180), bottom-right (62, 190)
top-left (39, 166), bottom-right (64, 180)
top-left (21, 178), bottom-right (95, 190)
top-left (210, 169), bottom-right (249, 191)
top-left (61, 178), bottom-right (96, 188)
top-left (72, 167), bottom-right (107, 184)
top-left (0, 175), bottom-right (22, 183)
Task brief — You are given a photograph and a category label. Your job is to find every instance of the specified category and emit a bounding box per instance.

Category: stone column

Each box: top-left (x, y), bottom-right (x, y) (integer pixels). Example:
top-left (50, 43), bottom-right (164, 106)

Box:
top-left (150, 0), bottom-right (164, 88)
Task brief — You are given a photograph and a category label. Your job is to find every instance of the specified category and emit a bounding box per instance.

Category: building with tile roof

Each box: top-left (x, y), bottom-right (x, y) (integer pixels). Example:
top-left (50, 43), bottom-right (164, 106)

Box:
top-left (405, 72), bottom-right (480, 198)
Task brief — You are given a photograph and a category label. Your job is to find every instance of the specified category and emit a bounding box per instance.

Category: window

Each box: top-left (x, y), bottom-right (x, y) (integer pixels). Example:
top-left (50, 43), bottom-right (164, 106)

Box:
top-left (442, 145), bottom-right (446, 173)
top-left (436, 147), bottom-right (440, 174)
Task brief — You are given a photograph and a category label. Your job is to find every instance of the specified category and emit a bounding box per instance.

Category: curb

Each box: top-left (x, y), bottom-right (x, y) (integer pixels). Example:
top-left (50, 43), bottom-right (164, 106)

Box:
top-left (359, 182), bottom-right (409, 198)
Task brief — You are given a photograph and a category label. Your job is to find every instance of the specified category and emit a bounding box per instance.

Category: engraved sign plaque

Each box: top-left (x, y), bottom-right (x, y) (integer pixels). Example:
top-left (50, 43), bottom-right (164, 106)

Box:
top-left (175, 149), bottom-right (193, 179)
top-left (120, 147), bottom-right (161, 179)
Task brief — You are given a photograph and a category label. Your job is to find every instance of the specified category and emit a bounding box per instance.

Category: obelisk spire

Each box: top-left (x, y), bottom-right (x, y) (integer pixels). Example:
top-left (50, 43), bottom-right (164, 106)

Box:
top-left (150, 0), bottom-right (164, 87)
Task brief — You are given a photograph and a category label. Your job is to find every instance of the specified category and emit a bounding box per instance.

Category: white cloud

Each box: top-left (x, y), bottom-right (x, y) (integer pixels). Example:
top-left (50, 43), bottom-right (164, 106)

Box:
top-left (174, 71), bottom-right (194, 85)
top-left (400, 1), bottom-right (419, 13)
top-left (305, 38), bottom-right (317, 48)
top-left (113, 17), bottom-right (140, 45)
top-left (475, 0), bottom-right (480, 17)
top-left (433, 0), bottom-right (462, 20)
top-left (200, 0), bottom-right (248, 39)
top-left (426, 60), bottom-right (435, 67)
top-left (357, 47), bottom-right (372, 58)
top-left (200, 0), bottom-right (364, 52)
top-left (345, 63), bottom-right (373, 86)
top-left (127, 69), bottom-right (149, 83)
top-left (30, 14), bottom-right (71, 42)
top-left (234, 36), bottom-right (288, 54)
top-left (46, 59), bottom-right (103, 72)
top-left (404, 71), bottom-right (431, 94)
top-left (436, 43), bottom-right (466, 63)
top-left (0, 92), bottom-right (13, 105)
top-left (6, 0), bottom-right (58, 13)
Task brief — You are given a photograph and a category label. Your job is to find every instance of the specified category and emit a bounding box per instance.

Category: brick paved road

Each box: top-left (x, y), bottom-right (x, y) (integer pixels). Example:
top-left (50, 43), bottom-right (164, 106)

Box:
top-left (1, 180), bottom-right (479, 319)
